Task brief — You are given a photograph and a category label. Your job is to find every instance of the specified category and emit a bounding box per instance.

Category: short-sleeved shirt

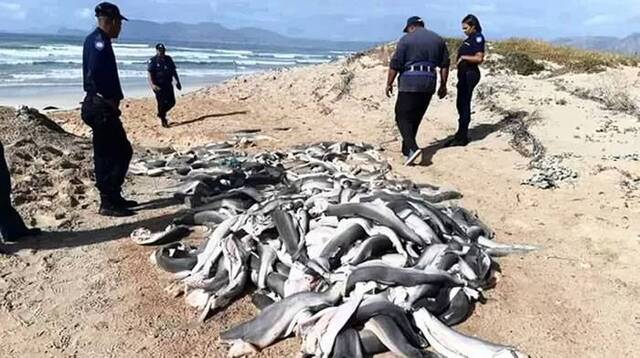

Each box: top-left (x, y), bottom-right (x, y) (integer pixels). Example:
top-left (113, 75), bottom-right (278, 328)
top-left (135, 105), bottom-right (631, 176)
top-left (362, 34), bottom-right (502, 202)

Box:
top-left (148, 55), bottom-right (176, 87)
top-left (457, 32), bottom-right (485, 72)
top-left (82, 28), bottom-right (124, 101)
top-left (389, 27), bottom-right (450, 93)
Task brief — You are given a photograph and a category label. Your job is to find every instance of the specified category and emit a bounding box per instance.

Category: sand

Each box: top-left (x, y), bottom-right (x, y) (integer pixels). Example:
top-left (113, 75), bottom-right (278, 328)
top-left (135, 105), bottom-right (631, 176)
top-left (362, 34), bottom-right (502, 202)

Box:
top-left (1, 46), bottom-right (639, 357)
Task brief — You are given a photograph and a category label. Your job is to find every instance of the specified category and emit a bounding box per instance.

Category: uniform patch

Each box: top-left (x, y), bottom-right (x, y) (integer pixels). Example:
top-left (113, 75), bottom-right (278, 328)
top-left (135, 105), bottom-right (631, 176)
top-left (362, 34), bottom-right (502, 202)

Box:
top-left (476, 36), bottom-right (483, 43)
top-left (95, 41), bottom-right (105, 51)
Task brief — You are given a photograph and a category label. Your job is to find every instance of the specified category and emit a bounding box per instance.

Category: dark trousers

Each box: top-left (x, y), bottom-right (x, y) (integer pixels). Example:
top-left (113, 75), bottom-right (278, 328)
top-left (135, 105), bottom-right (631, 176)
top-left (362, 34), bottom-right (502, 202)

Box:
top-left (0, 141), bottom-right (28, 239)
top-left (456, 69), bottom-right (481, 139)
top-left (155, 85), bottom-right (176, 120)
top-left (81, 95), bottom-right (133, 202)
top-left (395, 91), bottom-right (433, 156)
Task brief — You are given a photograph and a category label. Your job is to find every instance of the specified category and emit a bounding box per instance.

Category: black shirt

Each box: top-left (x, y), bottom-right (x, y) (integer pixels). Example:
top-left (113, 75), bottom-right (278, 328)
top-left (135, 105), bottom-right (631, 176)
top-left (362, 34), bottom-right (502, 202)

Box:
top-left (457, 32), bottom-right (486, 72)
top-left (82, 28), bottom-right (124, 100)
top-left (389, 28), bottom-right (450, 92)
top-left (147, 55), bottom-right (177, 86)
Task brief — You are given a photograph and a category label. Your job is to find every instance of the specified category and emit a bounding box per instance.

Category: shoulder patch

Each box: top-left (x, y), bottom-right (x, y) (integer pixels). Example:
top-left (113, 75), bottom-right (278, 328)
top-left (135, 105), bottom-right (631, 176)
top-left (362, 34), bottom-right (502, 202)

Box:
top-left (476, 36), bottom-right (483, 43)
top-left (95, 40), bottom-right (105, 51)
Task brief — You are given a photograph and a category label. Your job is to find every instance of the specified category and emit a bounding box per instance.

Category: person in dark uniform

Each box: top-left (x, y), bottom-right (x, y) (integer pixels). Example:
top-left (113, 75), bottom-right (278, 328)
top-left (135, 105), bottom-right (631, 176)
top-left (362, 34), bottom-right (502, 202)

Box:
top-left (0, 139), bottom-right (41, 242)
top-left (148, 43), bottom-right (182, 128)
top-left (386, 16), bottom-right (450, 166)
top-left (446, 14), bottom-right (485, 147)
top-left (81, 2), bottom-right (137, 217)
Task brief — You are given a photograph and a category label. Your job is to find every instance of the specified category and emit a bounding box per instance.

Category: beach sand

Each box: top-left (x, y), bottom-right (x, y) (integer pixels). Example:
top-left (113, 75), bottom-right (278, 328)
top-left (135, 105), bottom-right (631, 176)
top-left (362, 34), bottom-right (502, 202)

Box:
top-left (0, 78), bottom-right (226, 111)
top-left (1, 47), bottom-right (639, 357)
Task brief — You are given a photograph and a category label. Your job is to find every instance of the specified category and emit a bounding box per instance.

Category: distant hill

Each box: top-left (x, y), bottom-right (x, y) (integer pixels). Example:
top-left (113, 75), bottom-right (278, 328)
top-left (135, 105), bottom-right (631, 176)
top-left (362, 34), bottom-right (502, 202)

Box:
top-left (58, 19), bottom-right (375, 51)
top-left (555, 34), bottom-right (640, 55)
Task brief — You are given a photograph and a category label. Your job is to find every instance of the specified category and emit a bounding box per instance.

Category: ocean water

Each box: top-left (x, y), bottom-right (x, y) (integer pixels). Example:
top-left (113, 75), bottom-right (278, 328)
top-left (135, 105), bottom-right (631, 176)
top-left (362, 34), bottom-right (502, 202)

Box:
top-left (0, 32), bottom-right (354, 108)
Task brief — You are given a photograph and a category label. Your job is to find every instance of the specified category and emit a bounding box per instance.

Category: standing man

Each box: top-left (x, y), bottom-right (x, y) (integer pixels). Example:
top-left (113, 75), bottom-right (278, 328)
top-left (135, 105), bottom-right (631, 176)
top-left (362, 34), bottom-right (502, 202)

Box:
top-left (148, 43), bottom-right (182, 128)
top-left (386, 16), bottom-right (450, 166)
top-left (81, 2), bottom-right (137, 217)
top-left (0, 139), bottom-right (41, 242)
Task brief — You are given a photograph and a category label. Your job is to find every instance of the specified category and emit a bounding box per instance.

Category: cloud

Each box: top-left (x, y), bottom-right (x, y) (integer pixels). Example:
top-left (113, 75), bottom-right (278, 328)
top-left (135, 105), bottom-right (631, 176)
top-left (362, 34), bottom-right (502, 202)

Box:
top-left (470, 3), bottom-right (498, 13)
top-left (0, 1), bottom-right (19, 11)
top-left (75, 8), bottom-right (93, 19)
top-left (344, 17), bottom-right (364, 24)
top-left (0, 2), bottom-right (26, 19)
top-left (584, 14), bottom-right (614, 26)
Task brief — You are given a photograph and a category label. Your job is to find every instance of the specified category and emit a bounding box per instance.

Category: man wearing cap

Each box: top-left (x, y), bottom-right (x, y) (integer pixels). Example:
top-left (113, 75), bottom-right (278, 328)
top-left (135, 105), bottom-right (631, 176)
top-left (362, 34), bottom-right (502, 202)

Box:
top-left (148, 43), bottom-right (182, 128)
top-left (81, 2), bottom-right (137, 217)
top-left (386, 16), bottom-right (450, 166)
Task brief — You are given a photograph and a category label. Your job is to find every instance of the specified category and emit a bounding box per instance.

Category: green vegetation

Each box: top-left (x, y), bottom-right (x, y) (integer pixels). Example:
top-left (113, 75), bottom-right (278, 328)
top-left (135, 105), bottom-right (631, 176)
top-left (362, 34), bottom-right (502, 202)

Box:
top-left (501, 53), bottom-right (546, 75)
top-left (492, 39), bottom-right (639, 73)
top-left (354, 37), bottom-right (638, 75)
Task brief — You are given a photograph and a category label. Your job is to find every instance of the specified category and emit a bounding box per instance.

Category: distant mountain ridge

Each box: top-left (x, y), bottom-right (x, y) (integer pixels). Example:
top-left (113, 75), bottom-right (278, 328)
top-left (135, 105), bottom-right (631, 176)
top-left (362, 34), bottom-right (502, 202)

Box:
top-left (57, 19), bottom-right (374, 51)
top-left (554, 33), bottom-right (640, 55)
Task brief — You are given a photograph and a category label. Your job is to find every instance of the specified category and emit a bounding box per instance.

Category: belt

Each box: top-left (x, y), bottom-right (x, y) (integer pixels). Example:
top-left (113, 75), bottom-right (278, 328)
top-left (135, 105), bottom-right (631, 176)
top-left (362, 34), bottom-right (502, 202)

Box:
top-left (407, 65), bottom-right (435, 72)
top-left (85, 92), bottom-right (105, 100)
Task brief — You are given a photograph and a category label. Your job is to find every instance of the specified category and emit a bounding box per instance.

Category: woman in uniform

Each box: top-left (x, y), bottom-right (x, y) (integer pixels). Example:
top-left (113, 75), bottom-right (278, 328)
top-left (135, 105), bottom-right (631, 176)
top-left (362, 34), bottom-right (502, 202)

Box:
top-left (446, 14), bottom-right (485, 147)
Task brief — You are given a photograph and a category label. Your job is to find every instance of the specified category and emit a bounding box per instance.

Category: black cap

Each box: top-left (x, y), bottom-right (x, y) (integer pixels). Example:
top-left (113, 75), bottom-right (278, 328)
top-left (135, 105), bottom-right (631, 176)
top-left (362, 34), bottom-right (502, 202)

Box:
top-left (155, 43), bottom-right (166, 50)
top-left (95, 2), bottom-right (128, 21)
top-left (403, 16), bottom-right (424, 33)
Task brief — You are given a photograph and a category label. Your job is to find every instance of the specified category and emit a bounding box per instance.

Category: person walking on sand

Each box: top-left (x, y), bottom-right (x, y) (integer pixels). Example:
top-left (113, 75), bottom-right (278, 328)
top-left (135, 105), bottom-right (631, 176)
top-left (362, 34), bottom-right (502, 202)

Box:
top-left (148, 43), bottom-right (182, 128)
top-left (0, 139), bottom-right (41, 242)
top-left (386, 16), bottom-right (450, 166)
top-left (81, 2), bottom-right (137, 217)
top-left (445, 14), bottom-right (486, 147)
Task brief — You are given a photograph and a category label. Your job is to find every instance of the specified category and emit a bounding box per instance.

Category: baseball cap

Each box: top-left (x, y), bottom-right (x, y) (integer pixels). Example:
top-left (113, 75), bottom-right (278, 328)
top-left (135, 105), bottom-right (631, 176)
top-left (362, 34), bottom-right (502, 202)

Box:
top-left (403, 16), bottom-right (424, 32)
top-left (155, 43), bottom-right (166, 50)
top-left (95, 2), bottom-right (128, 21)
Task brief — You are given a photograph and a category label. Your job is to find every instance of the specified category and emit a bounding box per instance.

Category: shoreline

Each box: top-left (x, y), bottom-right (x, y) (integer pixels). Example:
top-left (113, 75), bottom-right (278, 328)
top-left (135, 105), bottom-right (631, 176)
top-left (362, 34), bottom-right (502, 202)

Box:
top-left (0, 77), bottom-right (229, 111)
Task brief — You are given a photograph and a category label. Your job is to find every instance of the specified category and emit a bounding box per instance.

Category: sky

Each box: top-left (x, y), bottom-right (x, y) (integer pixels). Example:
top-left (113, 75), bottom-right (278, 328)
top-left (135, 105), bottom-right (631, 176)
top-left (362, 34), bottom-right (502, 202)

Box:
top-left (0, 0), bottom-right (638, 41)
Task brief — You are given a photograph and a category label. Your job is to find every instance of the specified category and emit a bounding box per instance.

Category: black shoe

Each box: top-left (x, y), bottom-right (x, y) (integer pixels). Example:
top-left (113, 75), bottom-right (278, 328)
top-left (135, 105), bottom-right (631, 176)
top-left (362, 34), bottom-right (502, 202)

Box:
top-left (113, 196), bottom-right (139, 208)
top-left (161, 118), bottom-right (169, 128)
top-left (99, 203), bottom-right (135, 217)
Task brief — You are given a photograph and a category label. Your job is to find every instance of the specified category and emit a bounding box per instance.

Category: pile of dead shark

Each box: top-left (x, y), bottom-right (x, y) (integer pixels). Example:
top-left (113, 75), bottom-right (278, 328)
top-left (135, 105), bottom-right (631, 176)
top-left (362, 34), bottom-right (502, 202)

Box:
top-left (130, 140), bottom-right (534, 358)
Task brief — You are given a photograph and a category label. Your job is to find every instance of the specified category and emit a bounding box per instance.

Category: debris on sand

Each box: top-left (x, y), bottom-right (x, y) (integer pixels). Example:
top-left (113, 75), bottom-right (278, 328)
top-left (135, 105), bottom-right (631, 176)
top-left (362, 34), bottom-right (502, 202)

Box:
top-left (131, 141), bottom-right (533, 358)
top-left (522, 155), bottom-right (579, 189)
top-left (1, 106), bottom-right (94, 227)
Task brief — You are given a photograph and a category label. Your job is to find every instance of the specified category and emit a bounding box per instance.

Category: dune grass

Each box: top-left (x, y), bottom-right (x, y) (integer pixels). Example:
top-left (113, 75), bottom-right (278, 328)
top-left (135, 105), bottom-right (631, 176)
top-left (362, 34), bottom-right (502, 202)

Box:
top-left (355, 37), bottom-right (638, 75)
top-left (491, 39), bottom-right (639, 73)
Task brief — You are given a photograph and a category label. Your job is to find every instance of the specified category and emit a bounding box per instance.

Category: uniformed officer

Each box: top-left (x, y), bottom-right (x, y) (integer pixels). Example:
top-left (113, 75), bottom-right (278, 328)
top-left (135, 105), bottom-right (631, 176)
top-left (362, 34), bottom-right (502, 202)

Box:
top-left (81, 2), bottom-right (137, 217)
top-left (446, 14), bottom-right (485, 147)
top-left (0, 139), bottom-right (41, 242)
top-left (148, 43), bottom-right (182, 128)
top-left (386, 16), bottom-right (450, 166)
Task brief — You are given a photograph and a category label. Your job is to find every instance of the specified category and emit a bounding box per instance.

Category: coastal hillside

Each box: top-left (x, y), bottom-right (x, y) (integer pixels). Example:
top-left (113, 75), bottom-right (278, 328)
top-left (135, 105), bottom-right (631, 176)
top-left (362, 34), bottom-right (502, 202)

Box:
top-left (555, 33), bottom-right (640, 55)
top-left (57, 19), bottom-right (375, 50)
top-left (2, 39), bottom-right (639, 357)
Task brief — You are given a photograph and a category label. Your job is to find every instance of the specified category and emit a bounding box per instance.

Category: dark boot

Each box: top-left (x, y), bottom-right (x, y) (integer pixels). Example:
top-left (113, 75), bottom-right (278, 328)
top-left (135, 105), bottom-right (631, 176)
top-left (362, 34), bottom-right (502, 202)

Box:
top-left (99, 199), bottom-right (135, 217)
top-left (112, 194), bottom-right (138, 208)
top-left (160, 115), bottom-right (169, 128)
